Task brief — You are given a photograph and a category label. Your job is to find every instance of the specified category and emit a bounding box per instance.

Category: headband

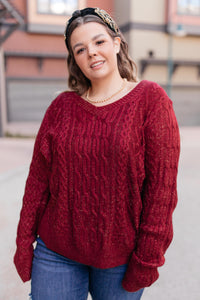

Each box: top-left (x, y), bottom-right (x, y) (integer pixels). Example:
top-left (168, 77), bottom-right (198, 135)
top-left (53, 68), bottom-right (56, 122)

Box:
top-left (64, 7), bottom-right (119, 49)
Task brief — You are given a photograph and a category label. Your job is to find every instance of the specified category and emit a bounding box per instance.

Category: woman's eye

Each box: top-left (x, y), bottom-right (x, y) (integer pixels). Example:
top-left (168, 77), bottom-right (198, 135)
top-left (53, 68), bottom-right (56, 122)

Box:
top-left (76, 48), bottom-right (85, 54)
top-left (96, 40), bottom-right (105, 45)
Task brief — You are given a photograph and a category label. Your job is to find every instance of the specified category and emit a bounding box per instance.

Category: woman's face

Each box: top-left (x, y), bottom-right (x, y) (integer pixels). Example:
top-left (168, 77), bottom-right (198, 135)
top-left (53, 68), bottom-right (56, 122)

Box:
top-left (70, 22), bottom-right (121, 83)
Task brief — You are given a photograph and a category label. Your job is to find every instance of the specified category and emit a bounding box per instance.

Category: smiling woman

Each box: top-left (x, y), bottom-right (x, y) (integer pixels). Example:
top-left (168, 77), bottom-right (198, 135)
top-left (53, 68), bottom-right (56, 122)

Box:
top-left (65, 8), bottom-right (137, 96)
top-left (14, 7), bottom-right (180, 300)
top-left (70, 22), bottom-right (121, 90)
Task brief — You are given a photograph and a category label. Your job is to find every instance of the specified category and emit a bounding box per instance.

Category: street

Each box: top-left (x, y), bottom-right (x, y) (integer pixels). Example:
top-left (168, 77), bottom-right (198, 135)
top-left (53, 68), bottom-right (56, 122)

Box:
top-left (0, 127), bottom-right (200, 300)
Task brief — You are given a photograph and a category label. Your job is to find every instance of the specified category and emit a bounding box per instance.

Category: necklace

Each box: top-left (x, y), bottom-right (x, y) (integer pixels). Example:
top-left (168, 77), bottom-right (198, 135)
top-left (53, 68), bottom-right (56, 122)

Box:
top-left (86, 78), bottom-right (127, 104)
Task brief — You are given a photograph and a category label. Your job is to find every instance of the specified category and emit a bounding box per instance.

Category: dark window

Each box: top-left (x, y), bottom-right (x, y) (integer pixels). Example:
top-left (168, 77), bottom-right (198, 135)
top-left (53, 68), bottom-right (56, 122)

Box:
top-left (7, 79), bottom-right (67, 122)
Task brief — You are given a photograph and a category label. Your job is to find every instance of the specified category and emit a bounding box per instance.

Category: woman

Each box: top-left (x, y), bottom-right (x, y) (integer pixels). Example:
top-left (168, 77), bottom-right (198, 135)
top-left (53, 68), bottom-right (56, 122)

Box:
top-left (14, 7), bottom-right (180, 300)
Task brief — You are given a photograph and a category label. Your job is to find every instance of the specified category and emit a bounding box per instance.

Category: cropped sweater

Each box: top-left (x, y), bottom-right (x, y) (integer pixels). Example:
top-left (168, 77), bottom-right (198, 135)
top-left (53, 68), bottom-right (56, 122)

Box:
top-left (14, 80), bottom-right (180, 292)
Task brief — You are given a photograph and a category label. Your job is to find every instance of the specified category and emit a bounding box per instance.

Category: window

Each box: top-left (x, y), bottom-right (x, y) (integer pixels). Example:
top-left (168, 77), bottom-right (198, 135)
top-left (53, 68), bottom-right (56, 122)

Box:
top-left (37, 0), bottom-right (78, 15)
top-left (177, 0), bottom-right (200, 15)
top-left (7, 79), bottom-right (67, 122)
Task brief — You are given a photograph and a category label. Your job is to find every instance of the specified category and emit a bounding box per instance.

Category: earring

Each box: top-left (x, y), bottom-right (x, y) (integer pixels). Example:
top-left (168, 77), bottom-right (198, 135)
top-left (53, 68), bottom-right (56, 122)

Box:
top-left (115, 46), bottom-right (120, 54)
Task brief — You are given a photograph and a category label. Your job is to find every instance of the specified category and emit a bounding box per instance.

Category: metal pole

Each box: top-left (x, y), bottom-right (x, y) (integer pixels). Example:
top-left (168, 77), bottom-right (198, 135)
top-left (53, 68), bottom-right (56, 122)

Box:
top-left (0, 0), bottom-right (25, 136)
top-left (0, 47), bottom-right (6, 136)
top-left (167, 31), bottom-right (173, 98)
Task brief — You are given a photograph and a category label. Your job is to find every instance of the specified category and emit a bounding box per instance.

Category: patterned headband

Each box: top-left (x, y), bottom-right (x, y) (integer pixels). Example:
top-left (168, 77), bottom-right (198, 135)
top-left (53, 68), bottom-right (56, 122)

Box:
top-left (64, 7), bottom-right (119, 49)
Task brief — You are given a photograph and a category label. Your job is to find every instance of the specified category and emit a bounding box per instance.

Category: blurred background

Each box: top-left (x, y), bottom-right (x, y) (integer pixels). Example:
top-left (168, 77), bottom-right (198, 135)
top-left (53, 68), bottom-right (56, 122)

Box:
top-left (0, 0), bottom-right (200, 299)
top-left (0, 0), bottom-right (200, 136)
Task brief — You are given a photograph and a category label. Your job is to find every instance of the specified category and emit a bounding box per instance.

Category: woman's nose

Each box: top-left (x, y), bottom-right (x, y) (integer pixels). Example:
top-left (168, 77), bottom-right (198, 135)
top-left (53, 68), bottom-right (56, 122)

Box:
top-left (87, 45), bottom-right (97, 57)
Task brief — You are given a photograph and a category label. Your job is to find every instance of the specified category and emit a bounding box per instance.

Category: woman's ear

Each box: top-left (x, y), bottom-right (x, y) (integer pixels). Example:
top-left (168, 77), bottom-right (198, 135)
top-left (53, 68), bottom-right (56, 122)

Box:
top-left (114, 37), bottom-right (121, 54)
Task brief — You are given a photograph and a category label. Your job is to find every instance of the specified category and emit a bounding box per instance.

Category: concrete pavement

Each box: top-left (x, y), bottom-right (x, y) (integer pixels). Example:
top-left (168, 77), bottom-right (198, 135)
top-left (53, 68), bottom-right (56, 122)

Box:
top-left (0, 127), bottom-right (200, 299)
top-left (0, 138), bottom-right (34, 300)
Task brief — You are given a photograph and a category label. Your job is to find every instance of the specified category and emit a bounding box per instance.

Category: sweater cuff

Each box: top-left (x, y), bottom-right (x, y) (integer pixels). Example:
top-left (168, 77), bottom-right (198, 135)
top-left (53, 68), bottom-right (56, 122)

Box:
top-left (122, 253), bottom-right (159, 292)
top-left (14, 246), bottom-right (33, 282)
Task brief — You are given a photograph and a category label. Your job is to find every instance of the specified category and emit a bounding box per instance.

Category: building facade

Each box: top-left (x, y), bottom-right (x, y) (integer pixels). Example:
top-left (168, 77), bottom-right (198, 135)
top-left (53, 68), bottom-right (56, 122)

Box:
top-left (0, 0), bottom-right (200, 136)
top-left (115, 0), bottom-right (200, 126)
top-left (0, 0), bottom-right (113, 136)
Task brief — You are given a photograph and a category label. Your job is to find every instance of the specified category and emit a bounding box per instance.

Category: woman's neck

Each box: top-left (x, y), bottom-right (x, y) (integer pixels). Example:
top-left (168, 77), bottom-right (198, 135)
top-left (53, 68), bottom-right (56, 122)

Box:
top-left (87, 74), bottom-right (125, 100)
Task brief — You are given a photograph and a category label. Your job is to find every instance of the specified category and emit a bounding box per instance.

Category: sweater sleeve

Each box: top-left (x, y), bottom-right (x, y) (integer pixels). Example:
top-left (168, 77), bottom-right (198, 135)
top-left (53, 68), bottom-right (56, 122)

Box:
top-left (14, 101), bottom-right (56, 282)
top-left (122, 84), bottom-right (180, 292)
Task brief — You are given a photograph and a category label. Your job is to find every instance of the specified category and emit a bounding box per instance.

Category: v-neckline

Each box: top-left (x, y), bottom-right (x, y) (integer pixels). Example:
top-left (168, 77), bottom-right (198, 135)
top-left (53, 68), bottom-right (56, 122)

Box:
top-left (71, 80), bottom-right (145, 115)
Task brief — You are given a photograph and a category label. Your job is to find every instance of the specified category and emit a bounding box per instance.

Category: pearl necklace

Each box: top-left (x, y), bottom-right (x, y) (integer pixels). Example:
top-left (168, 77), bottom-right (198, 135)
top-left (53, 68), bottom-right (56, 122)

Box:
top-left (86, 78), bottom-right (127, 104)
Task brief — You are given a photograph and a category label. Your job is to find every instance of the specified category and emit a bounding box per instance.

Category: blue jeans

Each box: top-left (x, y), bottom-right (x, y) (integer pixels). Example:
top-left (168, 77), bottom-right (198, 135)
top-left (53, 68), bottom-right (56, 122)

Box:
top-left (30, 237), bottom-right (144, 300)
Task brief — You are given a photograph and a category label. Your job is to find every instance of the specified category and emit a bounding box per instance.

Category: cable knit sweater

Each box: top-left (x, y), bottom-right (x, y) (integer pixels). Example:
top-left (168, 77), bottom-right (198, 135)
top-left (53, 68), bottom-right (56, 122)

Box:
top-left (14, 80), bottom-right (180, 292)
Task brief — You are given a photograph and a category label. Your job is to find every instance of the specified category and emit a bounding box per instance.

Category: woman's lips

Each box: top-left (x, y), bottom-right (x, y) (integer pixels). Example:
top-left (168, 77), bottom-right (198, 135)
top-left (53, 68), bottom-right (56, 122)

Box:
top-left (90, 61), bottom-right (105, 69)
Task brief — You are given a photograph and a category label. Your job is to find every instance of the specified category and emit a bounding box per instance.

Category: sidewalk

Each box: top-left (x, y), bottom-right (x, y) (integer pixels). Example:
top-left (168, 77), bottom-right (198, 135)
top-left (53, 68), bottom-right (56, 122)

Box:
top-left (0, 127), bottom-right (200, 299)
top-left (0, 138), bottom-right (34, 299)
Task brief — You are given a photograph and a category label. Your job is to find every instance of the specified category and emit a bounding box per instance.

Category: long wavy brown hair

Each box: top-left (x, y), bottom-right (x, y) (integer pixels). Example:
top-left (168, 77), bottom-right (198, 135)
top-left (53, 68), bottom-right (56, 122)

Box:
top-left (66, 14), bottom-right (138, 95)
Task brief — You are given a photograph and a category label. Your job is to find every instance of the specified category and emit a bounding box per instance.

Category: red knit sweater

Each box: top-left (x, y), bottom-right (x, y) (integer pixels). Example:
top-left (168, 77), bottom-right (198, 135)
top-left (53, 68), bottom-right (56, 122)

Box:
top-left (14, 80), bottom-right (180, 292)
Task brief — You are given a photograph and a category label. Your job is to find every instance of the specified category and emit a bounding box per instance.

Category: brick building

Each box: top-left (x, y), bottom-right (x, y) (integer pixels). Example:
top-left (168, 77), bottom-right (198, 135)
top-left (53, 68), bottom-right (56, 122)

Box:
top-left (0, 0), bottom-right (114, 136)
top-left (0, 0), bottom-right (200, 136)
top-left (115, 0), bottom-right (200, 126)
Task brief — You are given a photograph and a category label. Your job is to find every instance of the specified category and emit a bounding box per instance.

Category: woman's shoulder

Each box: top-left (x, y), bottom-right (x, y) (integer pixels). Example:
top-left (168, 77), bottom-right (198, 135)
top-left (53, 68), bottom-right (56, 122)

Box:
top-left (48, 90), bottom-right (77, 108)
top-left (54, 89), bottom-right (77, 102)
top-left (139, 80), bottom-right (171, 103)
top-left (127, 80), bottom-right (169, 102)
top-left (40, 90), bottom-right (78, 123)
top-left (138, 80), bottom-right (166, 93)
top-left (131, 80), bottom-right (173, 120)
